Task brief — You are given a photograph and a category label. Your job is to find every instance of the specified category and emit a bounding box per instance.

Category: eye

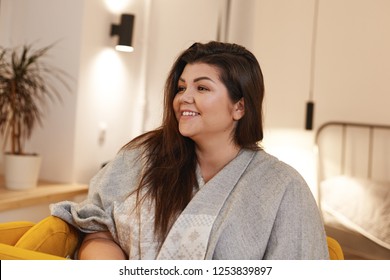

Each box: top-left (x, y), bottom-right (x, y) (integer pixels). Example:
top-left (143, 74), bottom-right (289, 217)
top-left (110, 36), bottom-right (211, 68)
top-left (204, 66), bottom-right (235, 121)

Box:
top-left (177, 86), bottom-right (186, 93)
top-left (198, 86), bottom-right (209, 92)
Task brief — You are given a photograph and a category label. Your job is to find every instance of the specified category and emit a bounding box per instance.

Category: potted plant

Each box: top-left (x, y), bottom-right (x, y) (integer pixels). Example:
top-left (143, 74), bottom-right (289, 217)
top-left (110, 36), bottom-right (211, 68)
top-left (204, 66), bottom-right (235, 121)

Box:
top-left (0, 43), bottom-right (70, 190)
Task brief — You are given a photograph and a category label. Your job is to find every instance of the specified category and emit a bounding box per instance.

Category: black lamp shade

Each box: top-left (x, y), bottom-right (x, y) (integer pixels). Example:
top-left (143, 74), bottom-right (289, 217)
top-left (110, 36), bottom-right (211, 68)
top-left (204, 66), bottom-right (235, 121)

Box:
top-left (110, 14), bottom-right (135, 52)
top-left (305, 101), bottom-right (315, 130)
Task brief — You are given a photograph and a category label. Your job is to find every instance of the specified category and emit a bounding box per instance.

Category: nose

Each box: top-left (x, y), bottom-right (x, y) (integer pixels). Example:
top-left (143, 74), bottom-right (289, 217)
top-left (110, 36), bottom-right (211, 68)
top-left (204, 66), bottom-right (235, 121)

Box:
top-left (179, 88), bottom-right (194, 103)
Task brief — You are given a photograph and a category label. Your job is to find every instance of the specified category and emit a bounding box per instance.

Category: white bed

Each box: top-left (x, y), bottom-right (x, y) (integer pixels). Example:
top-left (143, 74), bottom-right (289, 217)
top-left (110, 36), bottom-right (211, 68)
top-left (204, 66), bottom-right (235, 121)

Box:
top-left (315, 122), bottom-right (390, 259)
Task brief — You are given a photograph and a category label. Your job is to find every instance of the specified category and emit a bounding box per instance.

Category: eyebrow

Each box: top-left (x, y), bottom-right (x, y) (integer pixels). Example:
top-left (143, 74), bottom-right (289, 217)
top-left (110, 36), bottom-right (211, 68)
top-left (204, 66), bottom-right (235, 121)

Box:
top-left (179, 76), bottom-right (217, 84)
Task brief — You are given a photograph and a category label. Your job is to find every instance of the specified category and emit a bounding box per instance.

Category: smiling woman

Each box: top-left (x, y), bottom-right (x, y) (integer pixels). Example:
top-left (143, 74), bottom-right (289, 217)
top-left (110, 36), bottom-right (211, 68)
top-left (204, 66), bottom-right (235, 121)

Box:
top-left (50, 41), bottom-right (329, 260)
top-left (173, 63), bottom-right (245, 182)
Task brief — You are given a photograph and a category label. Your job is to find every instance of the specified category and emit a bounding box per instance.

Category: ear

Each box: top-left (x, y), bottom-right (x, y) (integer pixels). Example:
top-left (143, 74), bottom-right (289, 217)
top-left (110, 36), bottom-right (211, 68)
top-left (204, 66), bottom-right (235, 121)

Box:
top-left (232, 98), bottom-right (245, 121)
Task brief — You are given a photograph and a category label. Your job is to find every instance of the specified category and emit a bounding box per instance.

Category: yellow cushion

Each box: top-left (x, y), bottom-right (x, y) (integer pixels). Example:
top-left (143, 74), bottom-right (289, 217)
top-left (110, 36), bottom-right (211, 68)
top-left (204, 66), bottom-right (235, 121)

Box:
top-left (0, 221), bottom-right (35, 245)
top-left (327, 236), bottom-right (344, 260)
top-left (14, 216), bottom-right (79, 259)
top-left (0, 243), bottom-right (67, 260)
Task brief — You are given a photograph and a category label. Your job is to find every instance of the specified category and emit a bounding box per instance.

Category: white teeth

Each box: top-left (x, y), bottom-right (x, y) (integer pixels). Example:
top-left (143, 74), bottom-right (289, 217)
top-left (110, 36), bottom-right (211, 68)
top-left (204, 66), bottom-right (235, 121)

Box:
top-left (182, 111), bottom-right (198, 116)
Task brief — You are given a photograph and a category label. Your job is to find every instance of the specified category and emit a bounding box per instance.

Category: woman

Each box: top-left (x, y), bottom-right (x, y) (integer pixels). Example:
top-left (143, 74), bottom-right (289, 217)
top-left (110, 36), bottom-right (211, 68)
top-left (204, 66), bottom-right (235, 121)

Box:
top-left (51, 41), bottom-right (329, 259)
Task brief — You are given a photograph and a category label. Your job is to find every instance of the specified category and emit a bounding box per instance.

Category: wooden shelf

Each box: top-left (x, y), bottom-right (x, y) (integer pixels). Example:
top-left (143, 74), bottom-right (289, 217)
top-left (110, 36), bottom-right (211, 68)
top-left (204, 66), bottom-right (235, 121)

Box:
top-left (0, 176), bottom-right (88, 212)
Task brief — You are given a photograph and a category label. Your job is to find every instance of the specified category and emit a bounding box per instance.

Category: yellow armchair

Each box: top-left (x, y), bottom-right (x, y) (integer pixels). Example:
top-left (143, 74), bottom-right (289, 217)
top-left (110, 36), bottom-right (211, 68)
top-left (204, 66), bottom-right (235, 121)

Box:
top-left (326, 236), bottom-right (344, 260)
top-left (0, 216), bottom-right (79, 260)
top-left (0, 216), bottom-right (344, 260)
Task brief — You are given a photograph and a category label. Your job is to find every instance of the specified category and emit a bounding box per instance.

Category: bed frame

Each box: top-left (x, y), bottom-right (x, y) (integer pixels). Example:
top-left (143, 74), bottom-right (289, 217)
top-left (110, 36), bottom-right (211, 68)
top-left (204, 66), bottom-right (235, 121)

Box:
top-left (315, 121), bottom-right (390, 259)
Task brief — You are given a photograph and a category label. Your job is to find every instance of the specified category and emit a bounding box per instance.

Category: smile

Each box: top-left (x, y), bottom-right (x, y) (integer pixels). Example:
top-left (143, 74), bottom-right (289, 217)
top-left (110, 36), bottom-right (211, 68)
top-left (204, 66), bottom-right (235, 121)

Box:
top-left (181, 111), bottom-right (199, 116)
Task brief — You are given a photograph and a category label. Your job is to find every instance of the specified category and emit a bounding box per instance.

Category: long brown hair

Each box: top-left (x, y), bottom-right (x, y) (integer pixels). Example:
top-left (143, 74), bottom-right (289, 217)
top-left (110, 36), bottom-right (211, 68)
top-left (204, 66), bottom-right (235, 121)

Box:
top-left (124, 41), bottom-right (265, 242)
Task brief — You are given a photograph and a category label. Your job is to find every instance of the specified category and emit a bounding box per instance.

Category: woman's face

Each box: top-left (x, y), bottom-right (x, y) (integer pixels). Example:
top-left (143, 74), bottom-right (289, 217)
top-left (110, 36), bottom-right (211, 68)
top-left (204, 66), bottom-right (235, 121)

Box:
top-left (173, 63), bottom-right (244, 145)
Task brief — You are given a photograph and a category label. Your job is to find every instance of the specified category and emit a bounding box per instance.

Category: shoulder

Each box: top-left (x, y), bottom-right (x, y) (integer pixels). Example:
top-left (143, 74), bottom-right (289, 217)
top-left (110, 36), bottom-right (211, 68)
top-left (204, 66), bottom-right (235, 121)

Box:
top-left (88, 147), bottom-right (144, 196)
top-left (113, 147), bottom-right (143, 168)
top-left (246, 149), bottom-right (308, 190)
top-left (236, 149), bottom-right (317, 215)
top-left (245, 150), bottom-right (320, 224)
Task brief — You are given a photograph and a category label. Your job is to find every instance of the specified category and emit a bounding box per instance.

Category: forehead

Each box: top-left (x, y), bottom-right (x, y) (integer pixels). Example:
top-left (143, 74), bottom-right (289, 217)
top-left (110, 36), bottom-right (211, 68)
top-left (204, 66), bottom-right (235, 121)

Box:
top-left (180, 63), bottom-right (221, 81)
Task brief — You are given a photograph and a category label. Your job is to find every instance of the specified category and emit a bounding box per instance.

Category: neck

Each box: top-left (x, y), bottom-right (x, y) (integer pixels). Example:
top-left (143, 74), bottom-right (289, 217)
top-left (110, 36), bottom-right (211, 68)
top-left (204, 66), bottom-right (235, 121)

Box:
top-left (195, 141), bottom-right (241, 183)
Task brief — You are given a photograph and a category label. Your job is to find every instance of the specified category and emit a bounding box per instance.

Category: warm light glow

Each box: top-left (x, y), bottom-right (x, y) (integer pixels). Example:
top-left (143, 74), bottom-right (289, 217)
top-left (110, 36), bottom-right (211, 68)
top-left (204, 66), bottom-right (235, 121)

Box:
top-left (89, 48), bottom-right (127, 104)
top-left (115, 45), bottom-right (134, 52)
top-left (104, 0), bottom-right (132, 13)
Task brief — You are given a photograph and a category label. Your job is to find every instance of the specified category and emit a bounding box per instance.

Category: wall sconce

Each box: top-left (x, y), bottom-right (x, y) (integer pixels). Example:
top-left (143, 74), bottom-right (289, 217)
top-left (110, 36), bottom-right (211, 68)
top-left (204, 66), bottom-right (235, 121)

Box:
top-left (110, 14), bottom-right (135, 52)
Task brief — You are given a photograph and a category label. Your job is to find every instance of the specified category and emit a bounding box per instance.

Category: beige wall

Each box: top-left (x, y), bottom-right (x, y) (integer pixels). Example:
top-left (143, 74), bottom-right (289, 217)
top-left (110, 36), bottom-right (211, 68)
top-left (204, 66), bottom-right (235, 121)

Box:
top-left (252, 0), bottom-right (390, 194)
top-left (253, 0), bottom-right (390, 130)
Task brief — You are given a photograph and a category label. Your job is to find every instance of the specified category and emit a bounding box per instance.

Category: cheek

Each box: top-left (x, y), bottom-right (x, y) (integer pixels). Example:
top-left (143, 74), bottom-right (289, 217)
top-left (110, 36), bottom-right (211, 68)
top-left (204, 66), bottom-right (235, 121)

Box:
top-left (172, 96), bottom-right (180, 118)
top-left (204, 99), bottom-right (234, 118)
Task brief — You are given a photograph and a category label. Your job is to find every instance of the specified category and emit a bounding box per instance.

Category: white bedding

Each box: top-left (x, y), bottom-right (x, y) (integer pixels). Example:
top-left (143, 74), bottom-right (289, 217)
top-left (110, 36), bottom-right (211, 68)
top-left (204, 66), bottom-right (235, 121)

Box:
top-left (321, 175), bottom-right (390, 250)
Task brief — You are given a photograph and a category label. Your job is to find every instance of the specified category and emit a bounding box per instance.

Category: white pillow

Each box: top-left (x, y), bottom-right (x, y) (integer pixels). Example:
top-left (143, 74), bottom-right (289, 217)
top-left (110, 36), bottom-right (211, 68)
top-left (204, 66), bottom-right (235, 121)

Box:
top-left (321, 175), bottom-right (390, 250)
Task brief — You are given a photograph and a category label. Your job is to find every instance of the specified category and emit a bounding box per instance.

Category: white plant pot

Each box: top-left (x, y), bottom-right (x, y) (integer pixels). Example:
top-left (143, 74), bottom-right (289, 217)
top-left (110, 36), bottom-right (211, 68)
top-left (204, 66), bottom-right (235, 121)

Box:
top-left (4, 153), bottom-right (42, 190)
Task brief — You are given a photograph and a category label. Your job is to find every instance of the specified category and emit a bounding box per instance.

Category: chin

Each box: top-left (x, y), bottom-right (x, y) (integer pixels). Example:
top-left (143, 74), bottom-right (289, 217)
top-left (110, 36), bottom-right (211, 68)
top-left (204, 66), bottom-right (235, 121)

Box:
top-left (178, 128), bottom-right (195, 139)
top-left (178, 130), bottom-right (192, 138)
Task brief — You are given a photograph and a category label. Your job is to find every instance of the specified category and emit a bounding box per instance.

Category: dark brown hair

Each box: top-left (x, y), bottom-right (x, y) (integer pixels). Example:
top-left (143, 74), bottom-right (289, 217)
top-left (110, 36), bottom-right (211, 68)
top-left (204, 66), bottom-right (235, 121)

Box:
top-left (124, 41), bottom-right (265, 242)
